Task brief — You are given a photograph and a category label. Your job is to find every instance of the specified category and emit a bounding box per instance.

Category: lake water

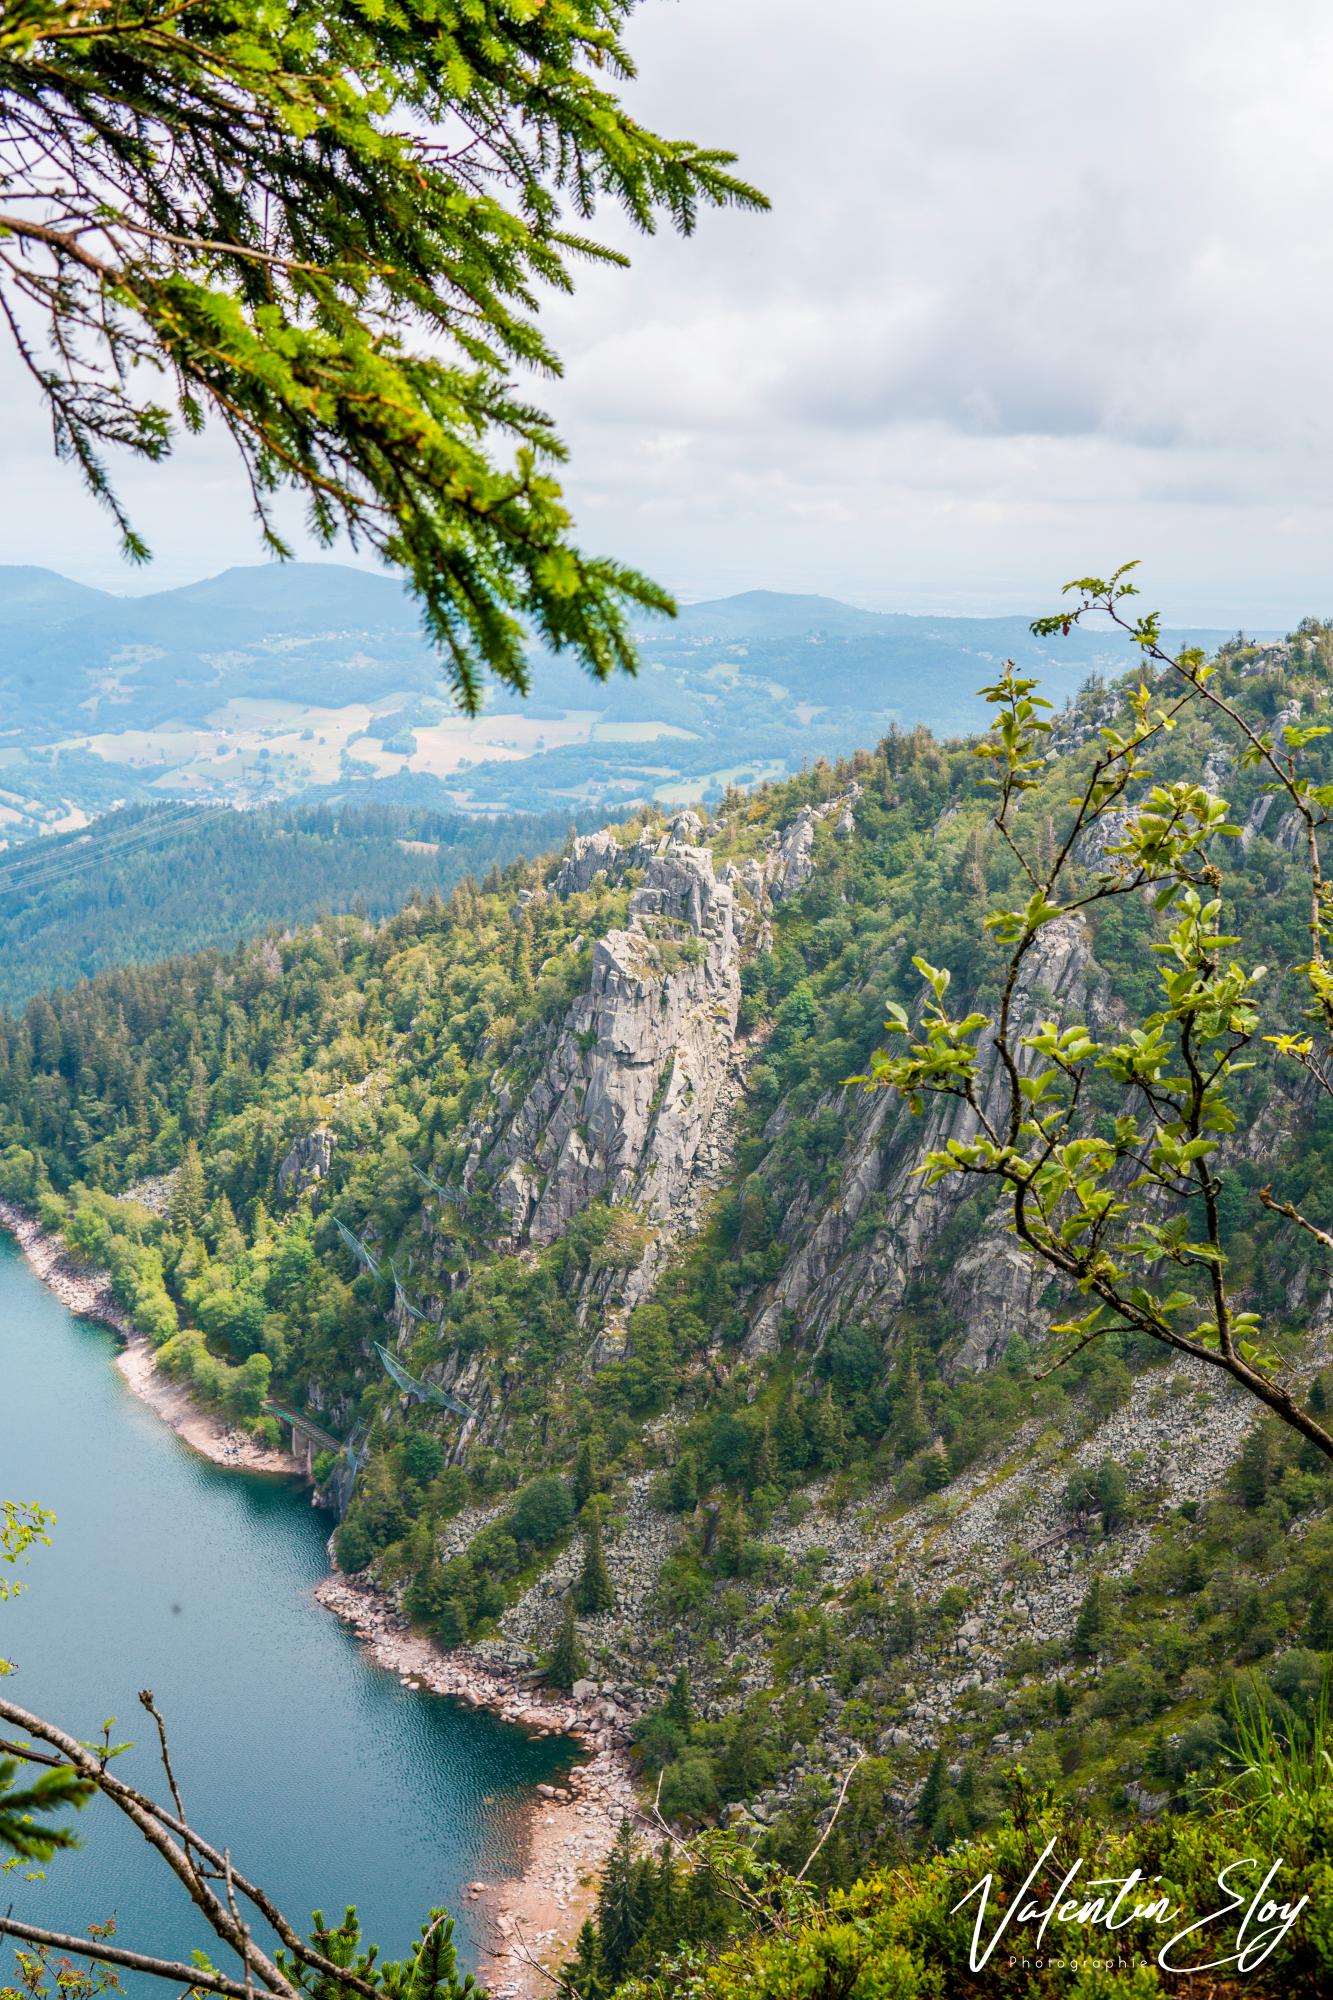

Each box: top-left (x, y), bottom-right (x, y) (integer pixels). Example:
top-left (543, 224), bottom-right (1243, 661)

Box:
top-left (0, 1230), bottom-right (571, 1982)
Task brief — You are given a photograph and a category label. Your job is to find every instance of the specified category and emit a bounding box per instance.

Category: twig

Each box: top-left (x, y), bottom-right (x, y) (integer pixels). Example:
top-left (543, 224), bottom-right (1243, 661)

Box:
top-left (794, 1753), bottom-right (865, 1885)
top-left (222, 1852), bottom-right (254, 2000)
top-left (0, 1914), bottom-right (255, 1999)
top-left (1259, 1187), bottom-right (1333, 1254)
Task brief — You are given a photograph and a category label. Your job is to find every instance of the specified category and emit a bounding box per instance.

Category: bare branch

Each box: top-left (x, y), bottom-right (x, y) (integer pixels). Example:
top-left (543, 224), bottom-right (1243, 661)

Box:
top-left (794, 1753), bottom-right (865, 1886)
top-left (0, 1914), bottom-right (257, 1999)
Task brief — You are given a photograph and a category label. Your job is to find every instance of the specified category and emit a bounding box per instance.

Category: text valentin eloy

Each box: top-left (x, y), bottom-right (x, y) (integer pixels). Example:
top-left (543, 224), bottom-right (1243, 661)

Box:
top-left (953, 1838), bottom-right (1308, 1974)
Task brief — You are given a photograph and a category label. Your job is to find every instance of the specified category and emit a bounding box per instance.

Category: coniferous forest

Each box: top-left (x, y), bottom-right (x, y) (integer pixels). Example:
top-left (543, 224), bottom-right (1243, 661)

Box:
top-left (5, 622), bottom-right (1333, 1993)
top-left (0, 798), bottom-right (590, 1012)
top-left (3, 3), bottom-right (1332, 1997)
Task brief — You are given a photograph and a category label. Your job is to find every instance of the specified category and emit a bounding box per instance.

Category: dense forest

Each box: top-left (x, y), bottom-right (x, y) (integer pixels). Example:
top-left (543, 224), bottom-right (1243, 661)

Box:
top-left (0, 797), bottom-right (589, 1010)
top-left (2, 625), bottom-right (1333, 1994)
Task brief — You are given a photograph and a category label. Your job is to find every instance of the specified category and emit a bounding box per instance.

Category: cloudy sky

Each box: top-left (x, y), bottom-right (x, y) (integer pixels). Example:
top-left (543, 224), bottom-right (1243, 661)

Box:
top-left (4, 0), bottom-right (1332, 625)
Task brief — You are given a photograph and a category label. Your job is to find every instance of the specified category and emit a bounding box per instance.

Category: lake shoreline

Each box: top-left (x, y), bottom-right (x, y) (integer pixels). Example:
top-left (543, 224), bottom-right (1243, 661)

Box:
top-left (316, 1573), bottom-right (647, 2000)
top-left (2, 1196), bottom-right (642, 1995)
top-left (0, 1198), bottom-right (298, 1474)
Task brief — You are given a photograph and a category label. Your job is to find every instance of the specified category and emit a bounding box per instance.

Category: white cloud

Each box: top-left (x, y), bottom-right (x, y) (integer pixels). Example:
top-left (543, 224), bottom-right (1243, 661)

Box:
top-left (3, 0), bottom-right (1332, 623)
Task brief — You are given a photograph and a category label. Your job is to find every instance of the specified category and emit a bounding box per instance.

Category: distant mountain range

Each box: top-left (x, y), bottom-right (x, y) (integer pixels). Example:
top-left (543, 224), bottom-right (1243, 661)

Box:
top-left (0, 562), bottom-right (1259, 841)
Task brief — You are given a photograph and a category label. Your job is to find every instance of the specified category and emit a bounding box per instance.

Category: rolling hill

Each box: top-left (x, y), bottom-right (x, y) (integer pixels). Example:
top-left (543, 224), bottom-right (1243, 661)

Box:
top-left (0, 563), bottom-right (1254, 837)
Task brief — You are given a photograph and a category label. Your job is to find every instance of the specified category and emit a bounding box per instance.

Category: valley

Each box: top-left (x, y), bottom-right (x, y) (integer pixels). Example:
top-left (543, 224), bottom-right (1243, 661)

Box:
top-left (3, 617), bottom-right (1331, 1996)
top-left (0, 563), bottom-right (1252, 834)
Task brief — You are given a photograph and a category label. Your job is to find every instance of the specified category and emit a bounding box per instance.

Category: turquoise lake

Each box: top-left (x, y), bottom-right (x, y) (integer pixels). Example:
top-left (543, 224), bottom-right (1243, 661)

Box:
top-left (0, 1229), bottom-right (571, 1982)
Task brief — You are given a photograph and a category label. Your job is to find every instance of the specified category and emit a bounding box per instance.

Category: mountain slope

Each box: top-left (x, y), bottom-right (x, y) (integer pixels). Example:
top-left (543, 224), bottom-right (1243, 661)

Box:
top-left (1, 623), bottom-right (1330, 1893)
top-left (0, 797), bottom-right (592, 1012)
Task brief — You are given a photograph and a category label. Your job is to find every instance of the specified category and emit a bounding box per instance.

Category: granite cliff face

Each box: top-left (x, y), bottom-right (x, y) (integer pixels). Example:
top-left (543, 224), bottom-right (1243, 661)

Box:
top-left (463, 813), bottom-right (746, 1285)
top-left (745, 909), bottom-right (1113, 1370)
top-left (451, 797), bottom-right (864, 1310)
top-left (434, 797), bottom-right (1121, 1376)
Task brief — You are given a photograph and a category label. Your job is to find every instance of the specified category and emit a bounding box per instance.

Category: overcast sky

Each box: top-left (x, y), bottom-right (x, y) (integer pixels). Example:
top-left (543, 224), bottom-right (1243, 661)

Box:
top-left (4, 0), bottom-right (1332, 625)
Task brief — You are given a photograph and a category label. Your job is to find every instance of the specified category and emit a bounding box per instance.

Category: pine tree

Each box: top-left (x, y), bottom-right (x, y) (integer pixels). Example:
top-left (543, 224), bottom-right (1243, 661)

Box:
top-left (668, 1449), bottom-right (699, 1514)
top-left (662, 1668), bottom-right (695, 1731)
top-left (0, 4), bottom-right (764, 708)
top-left (890, 1346), bottom-right (930, 1458)
top-left (717, 1705), bottom-right (771, 1797)
top-left (169, 1139), bottom-right (205, 1233)
top-left (918, 1444), bottom-right (950, 1492)
top-left (1072, 1577), bottom-right (1105, 1658)
top-left (510, 913), bottom-right (535, 1001)
top-left (714, 1496), bottom-right (750, 1578)
top-left (775, 1386), bottom-right (810, 1473)
top-left (573, 1435), bottom-right (600, 1513)
top-left (574, 1513), bottom-right (615, 1616)
top-left (402, 1908), bottom-right (468, 2000)
top-left (641, 1844), bottom-right (682, 1964)
top-left (0, 1754), bottom-right (92, 1864)
top-left (1237, 1427), bottom-right (1272, 1509)
top-left (560, 1919), bottom-right (605, 2000)
top-left (1307, 1588), bottom-right (1333, 1651)
top-left (1180, 1545), bottom-right (1206, 1594)
top-left (547, 1598), bottom-right (588, 1692)
top-left (891, 1587), bottom-right (918, 1655)
top-left (916, 1749), bottom-right (948, 1832)
top-left (752, 1420), bottom-right (780, 1494)
top-left (809, 1388), bottom-right (847, 1472)
top-left (1092, 1457), bottom-right (1128, 1531)
top-left (595, 1819), bottom-right (641, 1985)
top-left (436, 1597), bottom-right (470, 1649)
top-left (207, 1192), bottom-right (244, 1262)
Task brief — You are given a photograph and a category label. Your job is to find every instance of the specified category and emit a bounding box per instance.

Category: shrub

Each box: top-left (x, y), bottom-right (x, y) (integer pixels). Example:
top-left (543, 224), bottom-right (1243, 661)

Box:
top-left (510, 1474), bottom-right (575, 1548)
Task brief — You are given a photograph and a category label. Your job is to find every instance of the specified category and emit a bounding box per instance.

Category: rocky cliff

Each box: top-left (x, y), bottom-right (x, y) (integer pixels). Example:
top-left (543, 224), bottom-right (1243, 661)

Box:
top-left (18, 626), bottom-right (1330, 1859)
top-left (448, 796), bottom-right (862, 1317)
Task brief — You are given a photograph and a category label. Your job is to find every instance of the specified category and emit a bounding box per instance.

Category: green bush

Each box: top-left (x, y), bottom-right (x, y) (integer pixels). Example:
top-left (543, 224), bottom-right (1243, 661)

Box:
top-left (509, 1474), bottom-right (575, 1548)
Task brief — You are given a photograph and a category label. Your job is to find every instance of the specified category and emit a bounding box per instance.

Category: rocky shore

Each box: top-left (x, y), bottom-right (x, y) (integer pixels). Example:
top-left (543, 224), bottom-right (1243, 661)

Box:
top-left (315, 1573), bottom-right (648, 2000)
top-left (0, 1197), bottom-right (297, 1475)
top-left (4, 1193), bottom-right (641, 1988)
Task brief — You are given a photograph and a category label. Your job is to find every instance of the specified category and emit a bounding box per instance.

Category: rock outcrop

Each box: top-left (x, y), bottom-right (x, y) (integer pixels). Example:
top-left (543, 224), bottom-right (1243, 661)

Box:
top-left (278, 1123), bottom-right (335, 1196)
top-left (746, 910), bottom-right (1109, 1364)
top-left (456, 797), bottom-right (870, 1315)
top-left (465, 816), bottom-right (747, 1286)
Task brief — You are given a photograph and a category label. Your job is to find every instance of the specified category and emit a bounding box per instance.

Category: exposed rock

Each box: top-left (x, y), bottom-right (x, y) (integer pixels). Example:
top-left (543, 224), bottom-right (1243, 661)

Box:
top-left (551, 830), bottom-right (632, 897)
top-left (278, 1123), bottom-right (335, 1196)
top-left (1240, 790), bottom-right (1277, 849)
top-left (768, 806), bottom-right (819, 899)
top-left (498, 1473), bottom-right (681, 1656)
top-left (121, 1168), bottom-right (179, 1216)
top-left (465, 824), bottom-right (746, 1291)
top-left (746, 910), bottom-right (1110, 1363)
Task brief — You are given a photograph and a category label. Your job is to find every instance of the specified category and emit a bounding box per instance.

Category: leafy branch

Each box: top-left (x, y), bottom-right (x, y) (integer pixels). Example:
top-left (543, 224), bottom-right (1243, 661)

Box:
top-left (858, 566), bottom-right (1333, 1460)
top-left (0, 1), bottom-right (767, 709)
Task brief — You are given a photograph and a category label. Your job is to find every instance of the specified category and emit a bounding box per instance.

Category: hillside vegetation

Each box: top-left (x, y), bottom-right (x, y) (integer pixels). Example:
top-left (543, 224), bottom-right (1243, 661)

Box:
top-left (2, 622), bottom-right (1332, 1991)
top-left (0, 796), bottom-right (588, 1011)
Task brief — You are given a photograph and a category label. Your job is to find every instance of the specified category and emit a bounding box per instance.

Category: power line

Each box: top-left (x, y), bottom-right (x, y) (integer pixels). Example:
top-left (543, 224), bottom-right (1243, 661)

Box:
top-left (0, 803), bottom-right (229, 901)
top-left (0, 804), bottom-right (208, 886)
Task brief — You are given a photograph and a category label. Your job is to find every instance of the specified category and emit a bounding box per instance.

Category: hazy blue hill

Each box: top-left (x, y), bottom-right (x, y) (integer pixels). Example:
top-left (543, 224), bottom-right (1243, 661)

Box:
top-left (0, 560), bottom-right (1262, 834)
top-left (154, 560), bottom-right (416, 619)
top-left (0, 567), bottom-right (113, 627)
top-left (658, 589), bottom-right (901, 641)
